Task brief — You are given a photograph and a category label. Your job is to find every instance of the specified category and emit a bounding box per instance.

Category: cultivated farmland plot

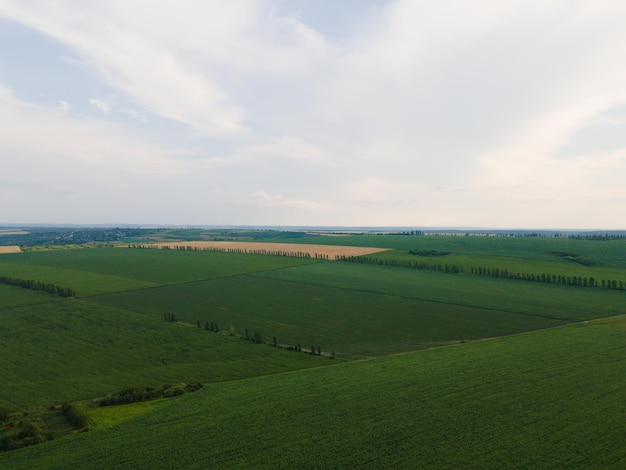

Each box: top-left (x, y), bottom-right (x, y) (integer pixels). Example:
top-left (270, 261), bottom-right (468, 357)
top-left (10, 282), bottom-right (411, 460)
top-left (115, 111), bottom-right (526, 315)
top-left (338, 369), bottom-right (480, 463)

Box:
top-left (0, 234), bottom-right (625, 467)
top-left (147, 240), bottom-right (391, 259)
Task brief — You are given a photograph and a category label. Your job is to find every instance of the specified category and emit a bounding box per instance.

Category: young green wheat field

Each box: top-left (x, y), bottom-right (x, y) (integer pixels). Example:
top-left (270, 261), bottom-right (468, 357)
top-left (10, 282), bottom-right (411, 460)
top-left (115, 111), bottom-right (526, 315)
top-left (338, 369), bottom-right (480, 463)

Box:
top-left (1, 233), bottom-right (625, 468)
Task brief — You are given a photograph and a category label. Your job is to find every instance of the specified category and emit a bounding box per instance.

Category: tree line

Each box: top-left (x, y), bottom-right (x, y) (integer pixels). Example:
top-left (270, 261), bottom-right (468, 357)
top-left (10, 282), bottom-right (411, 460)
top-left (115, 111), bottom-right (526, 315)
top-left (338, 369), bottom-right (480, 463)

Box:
top-left (337, 256), bottom-right (625, 290)
top-left (164, 313), bottom-right (333, 359)
top-left (568, 233), bottom-right (626, 240)
top-left (97, 383), bottom-right (203, 407)
top-left (337, 256), bottom-right (464, 274)
top-left (128, 244), bottom-right (331, 259)
top-left (0, 276), bottom-right (75, 297)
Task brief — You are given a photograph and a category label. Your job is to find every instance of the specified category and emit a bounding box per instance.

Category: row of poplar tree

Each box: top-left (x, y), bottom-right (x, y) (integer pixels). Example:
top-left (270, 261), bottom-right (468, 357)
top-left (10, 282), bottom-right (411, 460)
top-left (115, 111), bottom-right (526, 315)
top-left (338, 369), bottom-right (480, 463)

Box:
top-left (164, 313), bottom-right (333, 358)
top-left (129, 244), bottom-right (330, 259)
top-left (337, 256), bottom-right (625, 290)
top-left (0, 275), bottom-right (75, 297)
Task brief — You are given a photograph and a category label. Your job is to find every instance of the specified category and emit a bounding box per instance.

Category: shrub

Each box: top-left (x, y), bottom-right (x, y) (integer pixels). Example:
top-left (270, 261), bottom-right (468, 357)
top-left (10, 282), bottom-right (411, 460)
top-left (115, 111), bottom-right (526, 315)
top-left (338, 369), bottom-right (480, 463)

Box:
top-left (0, 405), bottom-right (9, 422)
top-left (18, 420), bottom-right (42, 439)
top-left (0, 436), bottom-right (14, 451)
top-left (61, 403), bottom-right (89, 429)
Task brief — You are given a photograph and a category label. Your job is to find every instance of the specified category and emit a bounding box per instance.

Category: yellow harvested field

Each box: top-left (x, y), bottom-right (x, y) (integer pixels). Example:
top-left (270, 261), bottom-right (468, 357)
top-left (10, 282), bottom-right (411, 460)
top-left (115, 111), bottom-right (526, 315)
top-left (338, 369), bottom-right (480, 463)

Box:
top-left (0, 230), bottom-right (29, 236)
top-left (150, 241), bottom-right (390, 260)
top-left (0, 246), bottom-right (21, 254)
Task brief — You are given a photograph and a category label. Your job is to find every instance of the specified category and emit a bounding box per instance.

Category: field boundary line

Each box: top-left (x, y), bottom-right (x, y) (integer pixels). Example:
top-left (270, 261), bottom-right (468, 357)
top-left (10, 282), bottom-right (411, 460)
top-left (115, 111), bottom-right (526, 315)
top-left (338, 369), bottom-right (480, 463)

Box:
top-left (79, 264), bottom-right (320, 300)
top-left (248, 272), bottom-right (579, 323)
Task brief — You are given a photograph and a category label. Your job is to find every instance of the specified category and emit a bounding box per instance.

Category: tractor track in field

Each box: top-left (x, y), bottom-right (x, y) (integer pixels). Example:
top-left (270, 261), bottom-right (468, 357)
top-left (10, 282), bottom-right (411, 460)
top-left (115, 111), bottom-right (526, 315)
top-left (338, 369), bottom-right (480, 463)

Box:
top-left (247, 273), bottom-right (579, 324)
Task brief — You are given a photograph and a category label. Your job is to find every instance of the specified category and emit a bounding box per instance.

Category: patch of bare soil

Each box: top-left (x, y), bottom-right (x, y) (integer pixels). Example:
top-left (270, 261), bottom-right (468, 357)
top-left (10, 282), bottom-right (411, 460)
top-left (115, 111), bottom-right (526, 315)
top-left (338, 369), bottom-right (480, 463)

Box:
top-left (149, 241), bottom-right (389, 260)
top-left (0, 246), bottom-right (22, 254)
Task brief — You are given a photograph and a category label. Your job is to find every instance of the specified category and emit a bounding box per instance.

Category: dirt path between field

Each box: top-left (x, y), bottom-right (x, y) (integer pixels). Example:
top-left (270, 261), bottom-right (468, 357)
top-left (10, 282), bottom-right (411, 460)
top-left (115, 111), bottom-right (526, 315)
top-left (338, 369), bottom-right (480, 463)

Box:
top-left (148, 241), bottom-right (390, 260)
top-left (0, 246), bottom-right (21, 254)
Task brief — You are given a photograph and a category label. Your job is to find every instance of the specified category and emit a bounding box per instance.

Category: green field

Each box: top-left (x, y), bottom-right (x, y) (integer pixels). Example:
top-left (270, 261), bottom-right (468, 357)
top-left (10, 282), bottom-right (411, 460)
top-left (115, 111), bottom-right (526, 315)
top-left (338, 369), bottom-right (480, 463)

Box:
top-left (92, 274), bottom-right (568, 357)
top-left (0, 283), bottom-right (63, 308)
top-left (3, 316), bottom-right (626, 469)
top-left (261, 262), bottom-right (626, 319)
top-left (286, 234), bottom-right (626, 267)
top-left (1, 234), bottom-right (625, 467)
top-left (0, 299), bottom-right (321, 408)
top-left (368, 248), bottom-right (626, 282)
top-left (0, 248), bottom-right (319, 286)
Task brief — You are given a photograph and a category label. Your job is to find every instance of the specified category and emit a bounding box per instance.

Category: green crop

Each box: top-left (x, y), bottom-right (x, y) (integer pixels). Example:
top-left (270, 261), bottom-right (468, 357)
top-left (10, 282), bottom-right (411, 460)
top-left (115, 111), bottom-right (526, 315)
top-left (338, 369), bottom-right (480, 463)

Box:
top-left (1, 236), bottom-right (625, 468)
top-left (3, 317), bottom-right (626, 469)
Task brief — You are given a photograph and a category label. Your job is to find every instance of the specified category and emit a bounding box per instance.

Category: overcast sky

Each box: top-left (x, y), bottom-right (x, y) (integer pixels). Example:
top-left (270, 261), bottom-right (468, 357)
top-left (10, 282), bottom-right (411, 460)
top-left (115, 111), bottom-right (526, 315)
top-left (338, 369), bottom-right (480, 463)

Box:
top-left (1, 1), bottom-right (625, 228)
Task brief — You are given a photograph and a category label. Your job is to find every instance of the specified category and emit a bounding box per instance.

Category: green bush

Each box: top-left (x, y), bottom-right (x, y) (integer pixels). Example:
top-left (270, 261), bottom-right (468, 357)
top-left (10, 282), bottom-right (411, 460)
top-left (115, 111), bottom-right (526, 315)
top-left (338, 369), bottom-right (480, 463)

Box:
top-left (18, 421), bottom-right (42, 439)
top-left (0, 405), bottom-right (9, 422)
top-left (61, 403), bottom-right (89, 429)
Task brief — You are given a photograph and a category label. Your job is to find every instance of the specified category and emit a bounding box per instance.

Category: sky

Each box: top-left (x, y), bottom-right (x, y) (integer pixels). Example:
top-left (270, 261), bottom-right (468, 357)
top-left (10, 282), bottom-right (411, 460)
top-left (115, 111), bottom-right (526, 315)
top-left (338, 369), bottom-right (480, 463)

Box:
top-left (1, 0), bottom-right (625, 229)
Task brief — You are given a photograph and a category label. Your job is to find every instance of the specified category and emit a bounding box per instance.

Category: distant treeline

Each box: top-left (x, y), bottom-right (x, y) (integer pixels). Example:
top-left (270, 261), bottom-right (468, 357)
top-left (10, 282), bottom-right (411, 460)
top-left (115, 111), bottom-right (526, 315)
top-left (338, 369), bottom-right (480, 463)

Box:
top-left (129, 244), bottom-right (331, 259)
top-left (396, 231), bottom-right (626, 239)
top-left (337, 256), bottom-right (625, 290)
top-left (409, 249), bottom-right (452, 257)
top-left (568, 234), bottom-right (626, 240)
top-left (0, 276), bottom-right (75, 297)
top-left (0, 227), bottom-right (148, 247)
top-left (337, 255), bottom-right (464, 273)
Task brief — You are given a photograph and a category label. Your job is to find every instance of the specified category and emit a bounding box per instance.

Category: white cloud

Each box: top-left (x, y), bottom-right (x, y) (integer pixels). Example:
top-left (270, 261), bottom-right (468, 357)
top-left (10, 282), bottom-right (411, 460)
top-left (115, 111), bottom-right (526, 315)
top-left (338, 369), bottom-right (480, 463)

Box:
top-left (1, 1), bottom-right (626, 227)
top-left (0, 1), bottom-right (248, 137)
top-left (57, 100), bottom-right (71, 111)
top-left (88, 98), bottom-right (111, 114)
top-left (251, 190), bottom-right (327, 209)
top-left (118, 107), bottom-right (147, 122)
top-left (0, 84), bottom-right (183, 177)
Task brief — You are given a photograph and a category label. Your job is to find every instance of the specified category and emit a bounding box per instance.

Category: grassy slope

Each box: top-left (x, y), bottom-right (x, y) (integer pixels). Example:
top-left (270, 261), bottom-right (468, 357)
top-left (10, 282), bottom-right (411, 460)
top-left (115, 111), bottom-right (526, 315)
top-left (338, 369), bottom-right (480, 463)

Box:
top-left (0, 295), bottom-right (322, 409)
top-left (4, 316), bottom-right (626, 469)
top-left (0, 250), bottom-right (328, 408)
